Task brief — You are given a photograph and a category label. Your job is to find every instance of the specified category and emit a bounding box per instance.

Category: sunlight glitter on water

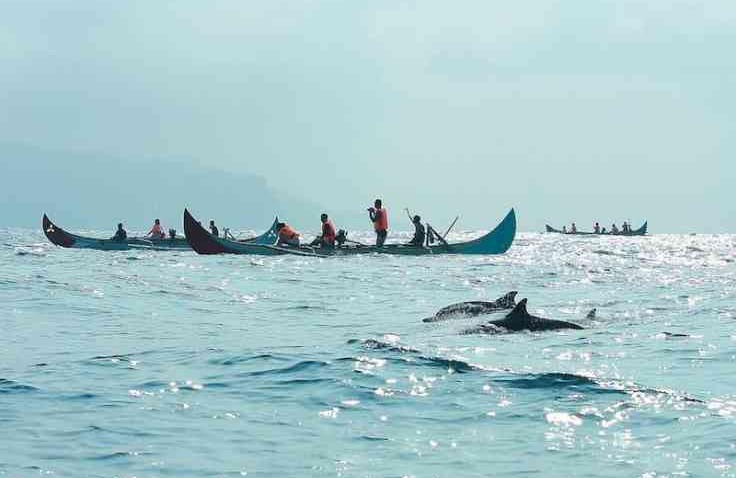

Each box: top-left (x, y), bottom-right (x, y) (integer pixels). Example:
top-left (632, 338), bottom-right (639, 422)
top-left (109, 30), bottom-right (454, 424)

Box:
top-left (1, 230), bottom-right (735, 477)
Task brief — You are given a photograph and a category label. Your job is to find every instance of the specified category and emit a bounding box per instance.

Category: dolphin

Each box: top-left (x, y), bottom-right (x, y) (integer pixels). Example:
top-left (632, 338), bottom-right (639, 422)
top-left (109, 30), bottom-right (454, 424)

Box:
top-left (423, 291), bottom-right (518, 323)
top-left (462, 298), bottom-right (584, 334)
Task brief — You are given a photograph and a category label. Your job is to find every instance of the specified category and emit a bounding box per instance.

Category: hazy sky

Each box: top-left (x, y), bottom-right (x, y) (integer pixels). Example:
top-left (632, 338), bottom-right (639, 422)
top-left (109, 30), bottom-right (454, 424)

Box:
top-left (1, 1), bottom-right (734, 232)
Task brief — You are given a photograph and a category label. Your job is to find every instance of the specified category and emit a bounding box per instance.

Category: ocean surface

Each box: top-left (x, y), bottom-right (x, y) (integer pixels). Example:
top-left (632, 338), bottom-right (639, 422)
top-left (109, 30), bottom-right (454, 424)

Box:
top-left (2, 228), bottom-right (735, 478)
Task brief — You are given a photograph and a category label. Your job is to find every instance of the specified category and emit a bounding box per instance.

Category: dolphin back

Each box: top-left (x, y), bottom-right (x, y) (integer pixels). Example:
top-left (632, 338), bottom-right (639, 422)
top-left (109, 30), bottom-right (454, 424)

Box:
top-left (472, 298), bottom-right (585, 333)
top-left (423, 291), bottom-right (518, 323)
top-left (532, 318), bottom-right (584, 331)
top-left (423, 301), bottom-right (496, 322)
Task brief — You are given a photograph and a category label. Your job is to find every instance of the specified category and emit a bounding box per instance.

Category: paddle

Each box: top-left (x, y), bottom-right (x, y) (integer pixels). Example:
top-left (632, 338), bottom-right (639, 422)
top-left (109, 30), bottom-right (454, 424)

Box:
top-left (442, 215), bottom-right (460, 239)
top-left (404, 207), bottom-right (414, 223)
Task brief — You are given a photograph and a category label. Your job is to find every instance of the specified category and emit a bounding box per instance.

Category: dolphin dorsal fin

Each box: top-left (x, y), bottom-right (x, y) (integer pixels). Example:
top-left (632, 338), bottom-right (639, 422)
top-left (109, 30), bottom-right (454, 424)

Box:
top-left (496, 290), bottom-right (518, 308)
top-left (506, 298), bottom-right (529, 319)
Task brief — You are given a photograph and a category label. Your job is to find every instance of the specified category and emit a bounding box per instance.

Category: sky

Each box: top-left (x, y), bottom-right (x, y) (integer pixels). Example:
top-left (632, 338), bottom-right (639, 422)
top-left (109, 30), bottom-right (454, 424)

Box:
top-left (1, 0), bottom-right (734, 232)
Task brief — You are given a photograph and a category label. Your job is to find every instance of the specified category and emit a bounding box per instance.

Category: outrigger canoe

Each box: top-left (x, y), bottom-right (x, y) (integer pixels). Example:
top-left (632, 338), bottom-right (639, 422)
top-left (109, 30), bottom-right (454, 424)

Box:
top-left (184, 208), bottom-right (517, 256)
top-left (42, 214), bottom-right (192, 250)
top-left (42, 214), bottom-right (278, 251)
top-left (545, 221), bottom-right (648, 236)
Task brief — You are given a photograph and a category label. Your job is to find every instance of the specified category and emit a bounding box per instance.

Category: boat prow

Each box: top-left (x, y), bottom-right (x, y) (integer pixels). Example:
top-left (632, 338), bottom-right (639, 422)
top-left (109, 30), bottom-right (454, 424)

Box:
top-left (448, 208), bottom-right (516, 254)
top-left (183, 208), bottom-right (279, 254)
top-left (43, 214), bottom-right (76, 247)
top-left (632, 221), bottom-right (648, 235)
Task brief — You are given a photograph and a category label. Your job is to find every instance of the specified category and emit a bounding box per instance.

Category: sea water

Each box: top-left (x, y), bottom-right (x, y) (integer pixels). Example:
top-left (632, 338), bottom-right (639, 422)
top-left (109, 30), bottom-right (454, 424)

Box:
top-left (1, 229), bottom-right (735, 477)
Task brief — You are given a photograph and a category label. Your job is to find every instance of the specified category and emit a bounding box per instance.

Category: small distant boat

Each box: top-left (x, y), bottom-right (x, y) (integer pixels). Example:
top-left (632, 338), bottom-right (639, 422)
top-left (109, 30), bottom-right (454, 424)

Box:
top-left (42, 214), bottom-right (192, 250)
top-left (184, 208), bottom-right (517, 256)
top-left (545, 221), bottom-right (648, 236)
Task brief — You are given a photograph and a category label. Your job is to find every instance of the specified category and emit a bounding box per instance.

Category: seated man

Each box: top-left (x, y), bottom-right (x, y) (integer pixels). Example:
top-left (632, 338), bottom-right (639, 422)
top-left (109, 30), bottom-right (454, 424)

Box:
top-left (594, 222), bottom-right (601, 234)
top-left (310, 213), bottom-right (336, 247)
top-left (611, 223), bottom-right (619, 234)
top-left (277, 222), bottom-right (300, 246)
top-left (111, 223), bottom-right (127, 241)
top-left (209, 220), bottom-right (219, 237)
top-left (147, 218), bottom-right (165, 238)
top-left (408, 215), bottom-right (426, 246)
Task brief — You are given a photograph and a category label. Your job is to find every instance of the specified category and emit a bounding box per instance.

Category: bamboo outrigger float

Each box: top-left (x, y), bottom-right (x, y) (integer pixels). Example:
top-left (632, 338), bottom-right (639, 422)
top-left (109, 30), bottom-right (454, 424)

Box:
top-left (184, 208), bottom-right (517, 256)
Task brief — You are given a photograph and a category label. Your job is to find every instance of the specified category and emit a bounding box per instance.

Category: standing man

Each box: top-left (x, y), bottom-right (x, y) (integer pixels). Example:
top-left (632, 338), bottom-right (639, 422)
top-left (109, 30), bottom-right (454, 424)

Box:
top-left (368, 198), bottom-right (389, 246)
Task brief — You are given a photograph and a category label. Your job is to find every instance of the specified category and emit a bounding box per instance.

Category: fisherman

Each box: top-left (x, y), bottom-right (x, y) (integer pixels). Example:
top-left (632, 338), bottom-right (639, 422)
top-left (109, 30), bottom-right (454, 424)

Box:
top-left (622, 221), bottom-right (629, 233)
top-left (168, 229), bottom-right (177, 239)
top-left (611, 223), bottom-right (619, 234)
top-left (594, 222), bottom-right (601, 234)
top-left (310, 213), bottom-right (336, 247)
top-left (601, 227), bottom-right (607, 234)
top-left (571, 223), bottom-right (577, 233)
top-left (408, 215), bottom-right (426, 246)
top-left (147, 218), bottom-right (165, 238)
top-left (111, 223), bottom-right (127, 241)
top-left (209, 220), bottom-right (219, 237)
top-left (276, 222), bottom-right (300, 246)
top-left (562, 225), bottom-right (567, 234)
top-left (367, 198), bottom-right (389, 246)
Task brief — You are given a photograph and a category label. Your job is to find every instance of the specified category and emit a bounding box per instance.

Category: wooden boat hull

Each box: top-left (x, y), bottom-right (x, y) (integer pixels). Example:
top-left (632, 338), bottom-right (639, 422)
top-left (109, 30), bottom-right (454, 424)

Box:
top-left (184, 208), bottom-right (516, 256)
top-left (42, 214), bottom-right (191, 251)
top-left (545, 221), bottom-right (648, 236)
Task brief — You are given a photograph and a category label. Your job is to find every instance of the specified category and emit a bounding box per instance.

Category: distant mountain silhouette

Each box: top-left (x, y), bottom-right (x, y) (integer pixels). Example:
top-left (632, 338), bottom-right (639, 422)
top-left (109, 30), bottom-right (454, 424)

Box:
top-left (0, 143), bottom-right (324, 230)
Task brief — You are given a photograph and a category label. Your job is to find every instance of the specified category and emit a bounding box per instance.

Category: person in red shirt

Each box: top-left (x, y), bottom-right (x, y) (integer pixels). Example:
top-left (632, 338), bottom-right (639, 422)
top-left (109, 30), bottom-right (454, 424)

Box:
top-left (367, 198), bottom-right (388, 246)
top-left (146, 218), bottom-right (165, 239)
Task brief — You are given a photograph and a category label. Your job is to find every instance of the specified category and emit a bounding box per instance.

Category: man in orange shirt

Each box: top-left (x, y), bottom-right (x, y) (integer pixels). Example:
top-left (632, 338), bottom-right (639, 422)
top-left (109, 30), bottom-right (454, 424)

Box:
top-left (368, 198), bottom-right (389, 246)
